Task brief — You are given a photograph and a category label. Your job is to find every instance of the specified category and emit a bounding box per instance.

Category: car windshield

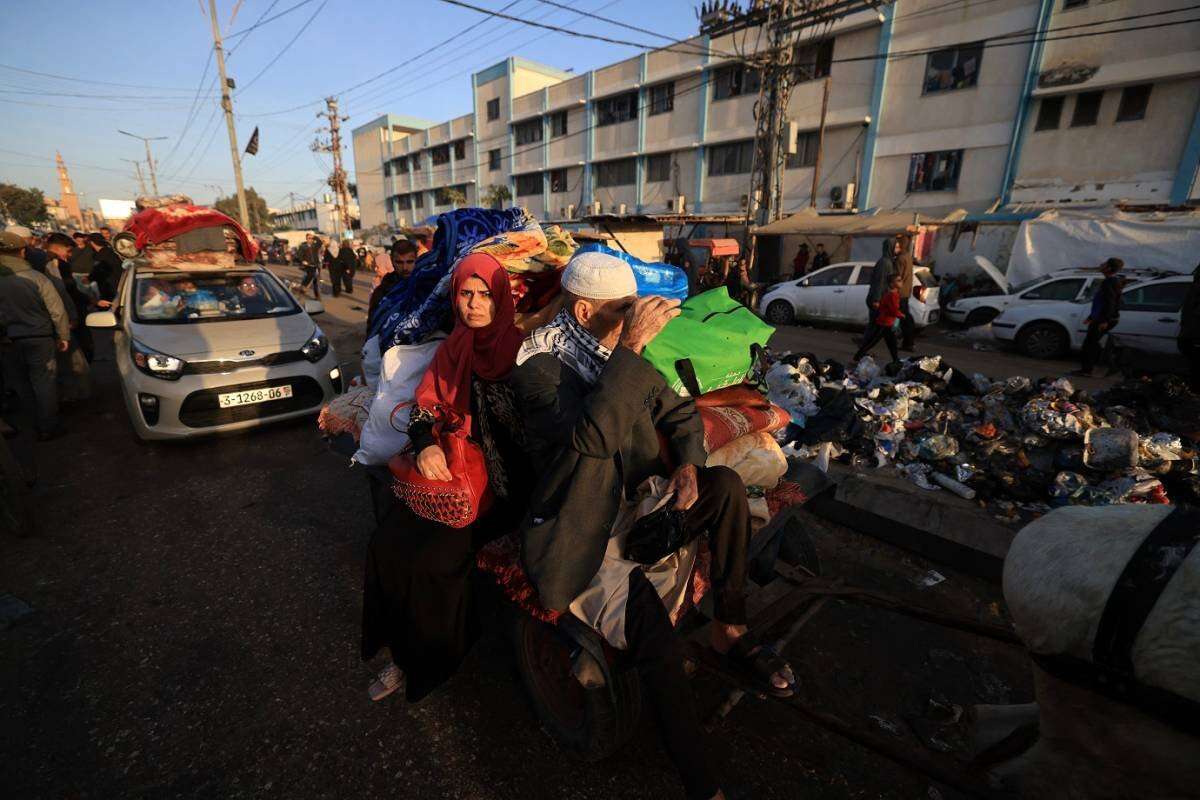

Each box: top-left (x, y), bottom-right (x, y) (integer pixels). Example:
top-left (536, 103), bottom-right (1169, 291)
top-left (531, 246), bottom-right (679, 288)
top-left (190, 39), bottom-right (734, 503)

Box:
top-left (133, 272), bottom-right (298, 324)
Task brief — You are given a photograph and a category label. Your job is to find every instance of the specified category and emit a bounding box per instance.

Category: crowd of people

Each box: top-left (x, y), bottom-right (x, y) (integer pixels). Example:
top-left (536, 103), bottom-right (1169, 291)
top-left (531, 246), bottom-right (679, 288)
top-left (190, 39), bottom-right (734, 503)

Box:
top-left (358, 247), bottom-right (791, 800)
top-left (0, 223), bottom-right (118, 451)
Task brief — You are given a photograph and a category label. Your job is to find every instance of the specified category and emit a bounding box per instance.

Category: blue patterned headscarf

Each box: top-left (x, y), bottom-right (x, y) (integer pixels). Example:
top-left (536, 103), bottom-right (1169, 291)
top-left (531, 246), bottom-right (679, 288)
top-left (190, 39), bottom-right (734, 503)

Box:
top-left (369, 207), bottom-right (535, 351)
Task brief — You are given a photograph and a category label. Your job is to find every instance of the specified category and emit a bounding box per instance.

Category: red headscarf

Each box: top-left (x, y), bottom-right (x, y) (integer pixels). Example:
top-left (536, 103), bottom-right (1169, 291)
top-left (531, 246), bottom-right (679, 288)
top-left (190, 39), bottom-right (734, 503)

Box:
top-left (413, 253), bottom-right (524, 430)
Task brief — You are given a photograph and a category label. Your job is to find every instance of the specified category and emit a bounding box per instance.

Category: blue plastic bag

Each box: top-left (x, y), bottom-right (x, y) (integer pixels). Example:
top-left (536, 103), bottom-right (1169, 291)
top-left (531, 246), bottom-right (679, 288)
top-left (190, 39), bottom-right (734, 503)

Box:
top-left (575, 243), bottom-right (689, 301)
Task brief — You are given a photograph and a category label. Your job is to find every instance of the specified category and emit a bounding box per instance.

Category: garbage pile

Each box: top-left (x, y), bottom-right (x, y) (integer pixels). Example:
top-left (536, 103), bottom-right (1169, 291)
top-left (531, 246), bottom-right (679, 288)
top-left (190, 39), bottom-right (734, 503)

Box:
top-left (769, 351), bottom-right (1200, 522)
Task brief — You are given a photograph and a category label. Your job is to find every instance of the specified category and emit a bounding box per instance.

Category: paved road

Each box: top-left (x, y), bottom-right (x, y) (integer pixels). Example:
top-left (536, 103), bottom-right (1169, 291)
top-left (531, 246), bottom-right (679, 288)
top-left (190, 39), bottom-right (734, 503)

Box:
top-left (1, 283), bottom-right (1035, 799)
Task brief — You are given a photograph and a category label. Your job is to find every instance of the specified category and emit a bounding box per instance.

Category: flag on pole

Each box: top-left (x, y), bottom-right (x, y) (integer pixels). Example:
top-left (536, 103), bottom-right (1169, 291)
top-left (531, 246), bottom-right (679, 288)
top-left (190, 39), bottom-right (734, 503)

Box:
top-left (244, 126), bottom-right (260, 156)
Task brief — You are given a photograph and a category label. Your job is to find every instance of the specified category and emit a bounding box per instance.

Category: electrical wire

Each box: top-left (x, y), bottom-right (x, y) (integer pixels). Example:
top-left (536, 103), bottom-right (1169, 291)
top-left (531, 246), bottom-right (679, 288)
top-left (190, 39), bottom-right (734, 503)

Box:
top-left (235, 0), bottom-right (328, 93)
top-left (0, 62), bottom-right (215, 92)
top-left (224, 0), bottom-right (322, 41)
top-left (527, 0), bottom-right (718, 55)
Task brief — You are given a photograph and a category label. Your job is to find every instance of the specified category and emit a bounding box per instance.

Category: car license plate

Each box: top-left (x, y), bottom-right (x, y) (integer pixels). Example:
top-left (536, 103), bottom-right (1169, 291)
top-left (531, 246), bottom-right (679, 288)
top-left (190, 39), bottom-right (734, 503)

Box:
top-left (218, 385), bottom-right (293, 408)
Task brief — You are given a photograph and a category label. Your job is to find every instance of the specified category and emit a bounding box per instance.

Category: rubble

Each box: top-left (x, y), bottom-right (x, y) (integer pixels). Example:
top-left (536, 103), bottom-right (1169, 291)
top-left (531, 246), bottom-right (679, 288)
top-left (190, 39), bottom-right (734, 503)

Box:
top-left (770, 351), bottom-right (1200, 521)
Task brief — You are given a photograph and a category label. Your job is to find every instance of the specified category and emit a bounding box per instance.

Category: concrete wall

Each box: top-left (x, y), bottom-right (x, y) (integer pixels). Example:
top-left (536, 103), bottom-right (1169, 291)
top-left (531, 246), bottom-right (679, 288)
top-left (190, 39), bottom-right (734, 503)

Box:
top-left (352, 124), bottom-right (388, 230)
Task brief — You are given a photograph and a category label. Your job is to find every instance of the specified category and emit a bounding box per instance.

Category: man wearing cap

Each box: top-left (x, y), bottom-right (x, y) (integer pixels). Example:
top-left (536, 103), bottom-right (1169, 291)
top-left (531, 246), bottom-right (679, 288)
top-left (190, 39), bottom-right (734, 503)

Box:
top-left (511, 251), bottom-right (793, 800)
top-left (1076, 257), bottom-right (1125, 377)
top-left (0, 231), bottom-right (71, 440)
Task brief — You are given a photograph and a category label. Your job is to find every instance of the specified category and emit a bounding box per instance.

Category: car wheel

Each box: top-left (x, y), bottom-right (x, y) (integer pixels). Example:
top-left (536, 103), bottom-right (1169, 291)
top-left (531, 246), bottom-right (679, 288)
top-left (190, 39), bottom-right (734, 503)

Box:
top-left (1016, 321), bottom-right (1069, 359)
top-left (964, 307), bottom-right (1000, 327)
top-left (764, 299), bottom-right (795, 325)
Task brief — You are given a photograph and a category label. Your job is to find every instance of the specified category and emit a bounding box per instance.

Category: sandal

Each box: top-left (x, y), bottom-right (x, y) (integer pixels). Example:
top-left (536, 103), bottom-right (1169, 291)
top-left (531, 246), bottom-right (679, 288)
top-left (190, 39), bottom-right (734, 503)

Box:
top-left (721, 640), bottom-right (796, 699)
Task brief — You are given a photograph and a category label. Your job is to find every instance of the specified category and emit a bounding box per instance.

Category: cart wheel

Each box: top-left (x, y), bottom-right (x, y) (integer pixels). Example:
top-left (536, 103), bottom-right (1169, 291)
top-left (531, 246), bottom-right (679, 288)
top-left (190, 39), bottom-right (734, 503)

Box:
top-left (510, 613), bottom-right (642, 762)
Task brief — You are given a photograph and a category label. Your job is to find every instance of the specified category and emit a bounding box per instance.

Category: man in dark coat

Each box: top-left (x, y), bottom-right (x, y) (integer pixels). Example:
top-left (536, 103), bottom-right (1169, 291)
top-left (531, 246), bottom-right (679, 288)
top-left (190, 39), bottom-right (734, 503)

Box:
top-left (1076, 257), bottom-right (1124, 377)
top-left (811, 241), bottom-right (831, 272)
top-left (332, 242), bottom-right (357, 296)
top-left (297, 234), bottom-right (321, 299)
top-left (86, 232), bottom-right (122, 304)
top-left (858, 237), bottom-right (898, 354)
top-left (510, 251), bottom-right (793, 800)
top-left (1178, 263), bottom-right (1200, 391)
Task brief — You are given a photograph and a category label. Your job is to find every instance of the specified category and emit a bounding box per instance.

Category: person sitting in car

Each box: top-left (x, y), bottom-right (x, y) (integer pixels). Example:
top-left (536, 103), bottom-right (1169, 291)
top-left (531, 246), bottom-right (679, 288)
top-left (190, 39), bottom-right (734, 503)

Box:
top-left (138, 280), bottom-right (183, 319)
top-left (360, 252), bottom-right (533, 704)
top-left (510, 251), bottom-right (795, 800)
top-left (229, 276), bottom-right (271, 315)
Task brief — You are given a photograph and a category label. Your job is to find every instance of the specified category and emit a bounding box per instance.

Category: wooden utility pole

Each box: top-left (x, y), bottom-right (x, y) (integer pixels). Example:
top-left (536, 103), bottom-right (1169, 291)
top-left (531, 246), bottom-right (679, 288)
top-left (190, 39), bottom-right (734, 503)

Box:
top-left (118, 130), bottom-right (166, 196)
top-left (122, 158), bottom-right (148, 196)
top-left (810, 75), bottom-right (831, 208)
top-left (208, 0), bottom-right (250, 227)
top-left (314, 97), bottom-right (352, 239)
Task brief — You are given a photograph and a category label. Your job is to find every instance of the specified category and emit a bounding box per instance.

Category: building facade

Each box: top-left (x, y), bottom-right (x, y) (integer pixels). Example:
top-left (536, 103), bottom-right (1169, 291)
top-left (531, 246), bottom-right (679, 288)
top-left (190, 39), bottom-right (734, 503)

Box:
top-left (272, 200), bottom-right (360, 236)
top-left (351, 0), bottom-right (1200, 228)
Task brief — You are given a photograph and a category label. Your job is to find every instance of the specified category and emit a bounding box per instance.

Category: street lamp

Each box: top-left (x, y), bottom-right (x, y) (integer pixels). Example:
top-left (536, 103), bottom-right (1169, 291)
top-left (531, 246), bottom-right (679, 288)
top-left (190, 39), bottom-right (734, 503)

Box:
top-left (118, 130), bottom-right (168, 196)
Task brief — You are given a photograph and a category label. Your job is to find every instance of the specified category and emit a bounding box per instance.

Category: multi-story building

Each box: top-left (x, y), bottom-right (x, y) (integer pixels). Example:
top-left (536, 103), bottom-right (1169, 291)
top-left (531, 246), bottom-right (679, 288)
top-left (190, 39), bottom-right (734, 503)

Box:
top-left (272, 200), bottom-right (359, 236)
top-left (351, 0), bottom-right (1200, 229)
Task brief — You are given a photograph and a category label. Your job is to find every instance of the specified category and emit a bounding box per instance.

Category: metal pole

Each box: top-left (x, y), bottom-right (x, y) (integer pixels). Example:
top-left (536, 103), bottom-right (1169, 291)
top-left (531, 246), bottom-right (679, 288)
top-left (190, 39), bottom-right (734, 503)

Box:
top-left (208, 0), bottom-right (250, 228)
top-left (118, 130), bottom-right (166, 196)
top-left (810, 75), bottom-right (831, 208)
top-left (122, 159), bottom-right (147, 195)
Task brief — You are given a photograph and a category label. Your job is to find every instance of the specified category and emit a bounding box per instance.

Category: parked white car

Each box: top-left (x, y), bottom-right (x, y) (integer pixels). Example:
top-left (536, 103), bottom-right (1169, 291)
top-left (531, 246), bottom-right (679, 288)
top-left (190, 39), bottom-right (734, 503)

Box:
top-left (759, 261), bottom-right (940, 327)
top-left (990, 274), bottom-right (1193, 359)
top-left (88, 262), bottom-right (341, 441)
top-left (944, 257), bottom-right (1166, 327)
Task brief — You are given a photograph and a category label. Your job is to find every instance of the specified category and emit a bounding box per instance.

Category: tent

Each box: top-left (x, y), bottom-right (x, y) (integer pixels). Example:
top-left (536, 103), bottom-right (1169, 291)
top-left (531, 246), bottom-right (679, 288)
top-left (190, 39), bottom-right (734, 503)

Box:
top-left (1006, 208), bottom-right (1200, 286)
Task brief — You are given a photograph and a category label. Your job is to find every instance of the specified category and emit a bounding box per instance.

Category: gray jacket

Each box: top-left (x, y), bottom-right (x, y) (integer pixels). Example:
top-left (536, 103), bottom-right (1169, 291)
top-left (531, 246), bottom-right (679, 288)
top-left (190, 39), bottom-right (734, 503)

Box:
top-left (510, 346), bottom-right (707, 611)
top-left (0, 254), bottom-right (70, 341)
top-left (867, 238), bottom-right (896, 309)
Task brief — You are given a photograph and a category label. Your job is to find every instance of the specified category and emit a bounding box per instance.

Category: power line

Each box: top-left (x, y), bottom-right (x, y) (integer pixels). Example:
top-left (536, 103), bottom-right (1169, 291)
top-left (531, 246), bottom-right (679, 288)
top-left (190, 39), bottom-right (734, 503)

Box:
top-left (0, 62), bottom-right (214, 92)
top-left (228, 0), bottom-right (284, 54)
top-left (224, 0), bottom-right (322, 41)
top-left (235, 0), bottom-right (328, 93)
top-left (527, 0), bottom-right (716, 55)
top-left (159, 55), bottom-right (217, 172)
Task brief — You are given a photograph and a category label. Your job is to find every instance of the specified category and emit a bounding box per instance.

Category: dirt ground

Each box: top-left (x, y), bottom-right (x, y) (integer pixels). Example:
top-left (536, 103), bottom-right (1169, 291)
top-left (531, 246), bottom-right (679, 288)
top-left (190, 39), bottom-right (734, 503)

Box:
top-left (1, 268), bottom-right (1034, 799)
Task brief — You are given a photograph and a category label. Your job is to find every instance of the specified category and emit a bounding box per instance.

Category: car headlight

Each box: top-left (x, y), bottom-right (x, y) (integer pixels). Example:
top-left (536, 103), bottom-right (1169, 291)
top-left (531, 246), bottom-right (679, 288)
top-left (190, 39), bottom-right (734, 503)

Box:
top-left (301, 325), bottom-right (329, 363)
top-left (131, 339), bottom-right (186, 380)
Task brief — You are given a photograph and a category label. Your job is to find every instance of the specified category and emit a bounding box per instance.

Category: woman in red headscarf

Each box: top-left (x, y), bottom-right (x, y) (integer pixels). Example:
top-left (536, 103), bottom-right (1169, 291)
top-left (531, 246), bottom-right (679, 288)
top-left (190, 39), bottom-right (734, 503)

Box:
top-left (361, 253), bottom-right (531, 703)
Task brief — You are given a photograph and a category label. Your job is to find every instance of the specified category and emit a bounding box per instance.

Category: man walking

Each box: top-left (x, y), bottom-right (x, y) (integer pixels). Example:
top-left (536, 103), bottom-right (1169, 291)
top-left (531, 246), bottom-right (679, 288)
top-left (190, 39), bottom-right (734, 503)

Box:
top-left (86, 233), bottom-right (122, 304)
top-left (894, 233), bottom-right (917, 351)
top-left (334, 240), bottom-right (357, 296)
top-left (858, 237), bottom-right (898, 350)
top-left (44, 233), bottom-right (93, 398)
top-left (0, 231), bottom-right (71, 440)
top-left (1075, 257), bottom-right (1125, 377)
top-left (297, 234), bottom-right (321, 299)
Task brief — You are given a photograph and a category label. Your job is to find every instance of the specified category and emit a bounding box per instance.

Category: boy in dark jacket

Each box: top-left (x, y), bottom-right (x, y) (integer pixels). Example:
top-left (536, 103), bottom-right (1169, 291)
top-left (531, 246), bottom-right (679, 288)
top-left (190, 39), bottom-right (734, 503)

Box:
top-left (853, 272), bottom-right (903, 364)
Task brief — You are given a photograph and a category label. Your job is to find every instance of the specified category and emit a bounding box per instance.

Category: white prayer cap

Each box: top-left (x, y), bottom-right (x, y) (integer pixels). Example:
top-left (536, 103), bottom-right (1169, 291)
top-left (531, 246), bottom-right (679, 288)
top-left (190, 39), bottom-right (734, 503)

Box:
top-left (561, 251), bottom-right (637, 300)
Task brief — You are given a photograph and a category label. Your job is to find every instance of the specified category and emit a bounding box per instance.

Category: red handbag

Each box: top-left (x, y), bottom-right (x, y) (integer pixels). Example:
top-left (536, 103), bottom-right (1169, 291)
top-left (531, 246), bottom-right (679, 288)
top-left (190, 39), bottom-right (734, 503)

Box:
top-left (388, 411), bottom-right (493, 529)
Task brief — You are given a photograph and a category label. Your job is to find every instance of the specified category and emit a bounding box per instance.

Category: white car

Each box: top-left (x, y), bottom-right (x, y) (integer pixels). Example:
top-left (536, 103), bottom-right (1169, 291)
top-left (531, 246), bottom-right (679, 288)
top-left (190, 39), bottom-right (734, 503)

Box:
top-left (759, 261), bottom-right (940, 328)
top-left (944, 256), bottom-right (1166, 327)
top-left (990, 274), bottom-right (1193, 359)
top-left (88, 262), bottom-right (342, 441)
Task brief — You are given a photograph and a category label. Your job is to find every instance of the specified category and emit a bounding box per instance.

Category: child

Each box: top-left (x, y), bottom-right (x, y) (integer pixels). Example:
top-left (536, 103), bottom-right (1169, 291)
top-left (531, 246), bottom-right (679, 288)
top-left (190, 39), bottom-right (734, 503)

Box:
top-left (854, 272), bottom-right (903, 364)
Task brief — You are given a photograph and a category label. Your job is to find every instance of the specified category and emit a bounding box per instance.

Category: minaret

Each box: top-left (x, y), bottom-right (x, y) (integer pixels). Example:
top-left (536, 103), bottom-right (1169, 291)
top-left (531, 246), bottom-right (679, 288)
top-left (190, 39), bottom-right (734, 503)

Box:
top-left (55, 152), bottom-right (83, 229)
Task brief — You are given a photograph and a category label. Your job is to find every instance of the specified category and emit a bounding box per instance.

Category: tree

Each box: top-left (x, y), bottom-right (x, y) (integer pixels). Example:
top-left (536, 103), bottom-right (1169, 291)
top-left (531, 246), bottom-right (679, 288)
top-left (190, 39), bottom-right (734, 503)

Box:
top-left (0, 183), bottom-right (49, 226)
top-left (482, 184), bottom-right (511, 210)
top-left (437, 187), bottom-right (467, 208)
top-left (214, 186), bottom-right (272, 233)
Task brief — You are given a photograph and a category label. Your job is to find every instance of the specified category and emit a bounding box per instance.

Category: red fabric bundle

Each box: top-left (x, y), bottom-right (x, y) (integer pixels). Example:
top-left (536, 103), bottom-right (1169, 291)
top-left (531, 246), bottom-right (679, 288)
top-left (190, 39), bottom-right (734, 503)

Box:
top-left (699, 403), bottom-right (790, 453)
top-left (123, 204), bottom-right (259, 261)
top-left (476, 536), bottom-right (562, 623)
top-left (694, 384), bottom-right (770, 410)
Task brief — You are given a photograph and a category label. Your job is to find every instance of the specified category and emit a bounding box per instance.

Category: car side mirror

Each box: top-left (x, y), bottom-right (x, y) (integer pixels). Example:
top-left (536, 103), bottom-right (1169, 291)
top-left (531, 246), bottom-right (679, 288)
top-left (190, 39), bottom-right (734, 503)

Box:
top-left (86, 311), bottom-right (118, 329)
top-left (304, 300), bottom-right (325, 316)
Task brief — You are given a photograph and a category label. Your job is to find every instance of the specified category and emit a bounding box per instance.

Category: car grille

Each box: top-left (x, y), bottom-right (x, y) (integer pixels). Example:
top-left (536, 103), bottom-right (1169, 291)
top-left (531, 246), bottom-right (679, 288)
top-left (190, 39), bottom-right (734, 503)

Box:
top-left (178, 375), bottom-right (324, 428)
top-left (183, 350), bottom-right (308, 375)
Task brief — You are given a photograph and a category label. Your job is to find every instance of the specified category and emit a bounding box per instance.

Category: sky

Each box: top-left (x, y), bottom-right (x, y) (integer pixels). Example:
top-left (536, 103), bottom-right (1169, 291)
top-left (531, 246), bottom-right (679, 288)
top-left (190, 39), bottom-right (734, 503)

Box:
top-left (0, 0), bottom-right (700, 212)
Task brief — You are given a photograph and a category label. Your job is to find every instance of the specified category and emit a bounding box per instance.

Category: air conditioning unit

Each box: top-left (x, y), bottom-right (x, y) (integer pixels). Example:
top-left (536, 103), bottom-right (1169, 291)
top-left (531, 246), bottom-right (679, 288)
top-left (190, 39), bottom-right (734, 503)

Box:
top-left (740, 194), bottom-right (749, 210)
top-left (565, 204), bottom-right (575, 219)
top-left (783, 121), bottom-right (799, 155)
top-left (617, 203), bottom-right (627, 215)
top-left (830, 182), bottom-right (857, 209)
top-left (666, 195), bottom-right (686, 213)
top-left (589, 201), bottom-right (602, 215)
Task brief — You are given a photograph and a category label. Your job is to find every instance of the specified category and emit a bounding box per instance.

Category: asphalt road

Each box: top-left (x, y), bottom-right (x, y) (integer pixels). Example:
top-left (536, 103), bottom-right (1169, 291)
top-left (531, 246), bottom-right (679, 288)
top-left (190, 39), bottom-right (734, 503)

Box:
top-left (2, 277), bottom-right (1039, 799)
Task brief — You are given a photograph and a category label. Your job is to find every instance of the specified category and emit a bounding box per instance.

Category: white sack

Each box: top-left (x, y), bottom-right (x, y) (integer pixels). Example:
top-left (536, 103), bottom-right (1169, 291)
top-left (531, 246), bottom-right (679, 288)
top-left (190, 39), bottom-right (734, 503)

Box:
top-left (352, 336), bottom-right (444, 466)
top-left (360, 334), bottom-right (383, 394)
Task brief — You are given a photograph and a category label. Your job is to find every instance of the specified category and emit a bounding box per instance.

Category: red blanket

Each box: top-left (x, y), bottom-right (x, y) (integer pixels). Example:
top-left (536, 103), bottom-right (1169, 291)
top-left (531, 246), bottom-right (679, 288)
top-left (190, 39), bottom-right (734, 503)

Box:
top-left (699, 403), bottom-right (790, 453)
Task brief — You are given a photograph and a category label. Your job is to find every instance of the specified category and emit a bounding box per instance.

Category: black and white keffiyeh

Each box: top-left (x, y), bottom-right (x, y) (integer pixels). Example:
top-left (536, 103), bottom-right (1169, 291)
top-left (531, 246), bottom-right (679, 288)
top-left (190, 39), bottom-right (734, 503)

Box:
top-left (516, 309), bottom-right (612, 385)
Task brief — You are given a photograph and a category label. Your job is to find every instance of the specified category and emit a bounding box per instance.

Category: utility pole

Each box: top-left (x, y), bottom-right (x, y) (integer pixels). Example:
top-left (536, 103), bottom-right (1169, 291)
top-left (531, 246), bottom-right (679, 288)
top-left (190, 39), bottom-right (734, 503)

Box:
top-left (118, 129), bottom-right (166, 196)
top-left (313, 96), bottom-right (352, 239)
top-left (122, 158), bottom-right (148, 195)
top-left (809, 75), bottom-right (831, 208)
top-left (208, 0), bottom-right (250, 228)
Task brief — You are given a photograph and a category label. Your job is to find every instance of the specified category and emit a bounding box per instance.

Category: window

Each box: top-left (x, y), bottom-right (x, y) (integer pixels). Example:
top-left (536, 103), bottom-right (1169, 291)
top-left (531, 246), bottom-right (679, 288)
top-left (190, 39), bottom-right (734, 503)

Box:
top-left (793, 39), bottom-right (833, 83)
top-left (393, 157), bottom-right (409, 175)
top-left (785, 130), bottom-right (818, 169)
top-left (454, 140), bottom-right (466, 160)
top-left (907, 149), bottom-right (963, 192)
top-left (595, 157), bottom-right (637, 187)
top-left (486, 97), bottom-right (500, 121)
top-left (1063, 0), bottom-right (1088, 8)
top-left (853, 266), bottom-right (874, 286)
top-left (393, 195), bottom-right (411, 211)
top-left (1021, 279), bottom-right (1085, 301)
top-left (514, 118), bottom-right (543, 145)
top-left (804, 265), bottom-right (853, 287)
top-left (595, 92), bottom-right (638, 127)
top-left (1116, 84), bottom-right (1152, 122)
top-left (549, 111), bottom-right (568, 138)
top-left (1071, 91), bottom-right (1103, 127)
top-left (515, 173), bottom-right (542, 197)
top-left (646, 153), bottom-right (672, 183)
top-left (430, 145), bottom-right (450, 166)
top-left (488, 148), bottom-right (501, 171)
top-left (410, 153), bottom-right (421, 171)
top-left (1122, 282), bottom-right (1189, 313)
top-left (712, 65), bottom-right (761, 100)
top-left (923, 42), bottom-right (983, 93)
top-left (134, 272), bottom-right (297, 324)
top-left (412, 193), bottom-right (424, 209)
top-left (549, 168), bottom-right (568, 193)
top-left (1035, 96), bottom-right (1064, 131)
top-left (649, 82), bottom-right (675, 115)
top-left (708, 140), bottom-right (754, 176)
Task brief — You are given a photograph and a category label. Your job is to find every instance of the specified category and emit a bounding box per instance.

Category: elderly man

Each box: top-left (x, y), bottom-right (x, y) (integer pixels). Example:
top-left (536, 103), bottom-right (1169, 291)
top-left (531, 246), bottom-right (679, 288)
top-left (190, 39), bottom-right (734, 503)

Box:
top-left (0, 231), bottom-right (71, 440)
top-left (510, 251), bottom-right (793, 800)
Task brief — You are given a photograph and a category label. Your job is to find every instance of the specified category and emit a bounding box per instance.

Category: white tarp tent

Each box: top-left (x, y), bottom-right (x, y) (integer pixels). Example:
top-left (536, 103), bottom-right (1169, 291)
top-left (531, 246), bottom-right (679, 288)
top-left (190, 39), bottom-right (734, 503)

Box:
top-left (1007, 209), bottom-right (1200, 287)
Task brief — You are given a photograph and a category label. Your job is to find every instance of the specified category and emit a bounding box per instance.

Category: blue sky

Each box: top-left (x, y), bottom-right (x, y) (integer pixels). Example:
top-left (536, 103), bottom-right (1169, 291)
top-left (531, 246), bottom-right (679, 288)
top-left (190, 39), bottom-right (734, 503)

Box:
top-left (0, 0), bottom-right (699, 211)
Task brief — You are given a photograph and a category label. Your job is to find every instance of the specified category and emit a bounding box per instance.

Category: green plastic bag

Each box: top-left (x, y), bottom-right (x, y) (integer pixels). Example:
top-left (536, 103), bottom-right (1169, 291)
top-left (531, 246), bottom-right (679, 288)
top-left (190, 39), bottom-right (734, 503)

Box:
top-left (642, 287), bottom-right (775, 398)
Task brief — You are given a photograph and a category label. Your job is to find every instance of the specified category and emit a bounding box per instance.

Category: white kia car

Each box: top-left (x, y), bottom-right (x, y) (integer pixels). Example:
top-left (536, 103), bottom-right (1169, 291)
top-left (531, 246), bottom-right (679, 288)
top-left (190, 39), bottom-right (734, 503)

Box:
top-left (88, 263), bottom-right (341, 440)
top-left (990, 274), bottom-right (1193, 359)
top-left (759, 261), bottom-right (940, 328)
